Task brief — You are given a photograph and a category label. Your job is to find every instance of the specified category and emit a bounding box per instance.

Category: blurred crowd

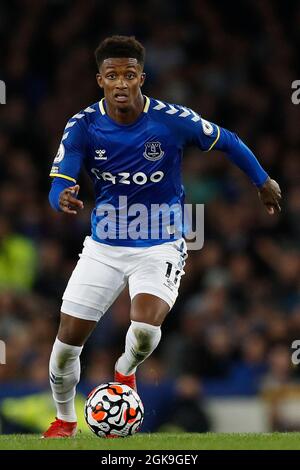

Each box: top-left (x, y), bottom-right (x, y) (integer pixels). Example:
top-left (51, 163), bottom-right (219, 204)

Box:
top-left (0, 0), bottom-right (300, 432)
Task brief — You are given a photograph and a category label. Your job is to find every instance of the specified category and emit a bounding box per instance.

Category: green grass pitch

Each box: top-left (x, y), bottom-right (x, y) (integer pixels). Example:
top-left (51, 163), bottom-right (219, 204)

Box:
top-left (0, 433), bottom-right (300, 450)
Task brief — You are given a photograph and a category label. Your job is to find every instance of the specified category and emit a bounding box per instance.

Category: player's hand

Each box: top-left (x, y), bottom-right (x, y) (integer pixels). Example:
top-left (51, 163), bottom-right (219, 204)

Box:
top-left (258, 177), bottom-right (282, 215)
top-left (59, 184), bottom-right (84, 215)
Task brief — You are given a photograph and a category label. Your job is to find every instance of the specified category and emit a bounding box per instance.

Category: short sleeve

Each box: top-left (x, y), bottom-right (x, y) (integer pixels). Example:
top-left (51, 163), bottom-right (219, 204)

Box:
top-left (178, 109), bottom-right (220, 151)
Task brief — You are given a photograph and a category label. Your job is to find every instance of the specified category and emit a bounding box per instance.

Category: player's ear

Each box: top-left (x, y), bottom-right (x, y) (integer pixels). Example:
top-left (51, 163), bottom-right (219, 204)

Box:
top-left (96, 73), bottom-right (103, 89)
top-left (140, 73), bottom-right (146, 87)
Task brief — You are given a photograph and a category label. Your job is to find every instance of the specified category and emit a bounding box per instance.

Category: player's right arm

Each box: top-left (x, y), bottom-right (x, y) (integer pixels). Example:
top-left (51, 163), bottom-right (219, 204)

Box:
top-left (48, 118), bottom-right (86, 215)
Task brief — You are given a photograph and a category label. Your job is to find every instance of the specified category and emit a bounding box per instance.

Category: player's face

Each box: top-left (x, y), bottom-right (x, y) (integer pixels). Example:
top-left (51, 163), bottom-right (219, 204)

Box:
top-left (96, 58), bottom-right (145, 110)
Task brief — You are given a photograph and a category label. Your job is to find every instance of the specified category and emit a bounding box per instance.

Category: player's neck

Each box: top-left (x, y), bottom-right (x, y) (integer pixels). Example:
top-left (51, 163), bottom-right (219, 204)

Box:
top-left (105, 94), bottom-right (145, 125)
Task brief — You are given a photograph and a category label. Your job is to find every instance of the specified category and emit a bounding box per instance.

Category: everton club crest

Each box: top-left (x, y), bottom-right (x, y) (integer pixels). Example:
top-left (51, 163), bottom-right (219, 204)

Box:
top-left (143, 141), bottom-right (164, 161)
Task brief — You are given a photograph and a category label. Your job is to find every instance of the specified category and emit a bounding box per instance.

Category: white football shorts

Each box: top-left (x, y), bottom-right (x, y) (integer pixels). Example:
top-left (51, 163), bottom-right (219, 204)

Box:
top-left (61, 236), bottom-right (188, 322)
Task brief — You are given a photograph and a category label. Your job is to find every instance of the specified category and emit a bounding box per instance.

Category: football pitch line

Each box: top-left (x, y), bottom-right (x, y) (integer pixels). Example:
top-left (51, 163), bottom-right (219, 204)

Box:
top-left (1, 433), bottom-right (300, 450)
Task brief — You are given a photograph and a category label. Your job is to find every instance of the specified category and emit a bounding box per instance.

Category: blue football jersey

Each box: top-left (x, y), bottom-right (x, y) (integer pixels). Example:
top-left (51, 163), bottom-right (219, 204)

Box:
top-left (49, 96), bottom-right (225, 247)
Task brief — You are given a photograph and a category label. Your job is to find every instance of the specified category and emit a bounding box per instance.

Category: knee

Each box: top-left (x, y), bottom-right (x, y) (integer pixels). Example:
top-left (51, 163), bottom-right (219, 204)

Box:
top-left (57, 325), bottom-right (75, 347)
top-left (57, 312), bottom-right (95, 346)
top-left (130, 295), bottom-right (170, 326)
top-left (57, 317), bottom-right (78, 346)
top-left (130, 309), bottom-right (163, 326)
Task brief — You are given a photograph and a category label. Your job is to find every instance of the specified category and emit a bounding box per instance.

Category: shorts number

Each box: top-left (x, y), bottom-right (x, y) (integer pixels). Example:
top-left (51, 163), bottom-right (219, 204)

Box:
top-left (165, 262), bottom-right (181, 284)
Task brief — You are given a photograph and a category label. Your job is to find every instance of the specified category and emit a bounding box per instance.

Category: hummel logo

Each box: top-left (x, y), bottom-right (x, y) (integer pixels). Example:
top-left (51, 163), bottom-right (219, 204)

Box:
top-left (95, 149), bottom-right (107, 160)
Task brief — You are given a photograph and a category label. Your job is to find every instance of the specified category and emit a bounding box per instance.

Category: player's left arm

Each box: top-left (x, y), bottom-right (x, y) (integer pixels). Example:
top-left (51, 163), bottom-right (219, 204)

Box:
top-left (198, 120), bottom-right (282, 215)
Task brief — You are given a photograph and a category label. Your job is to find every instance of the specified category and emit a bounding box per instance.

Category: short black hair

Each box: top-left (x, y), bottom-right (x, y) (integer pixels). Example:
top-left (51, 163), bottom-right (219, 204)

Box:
top-left (95, 35), bottom-right (145, 70)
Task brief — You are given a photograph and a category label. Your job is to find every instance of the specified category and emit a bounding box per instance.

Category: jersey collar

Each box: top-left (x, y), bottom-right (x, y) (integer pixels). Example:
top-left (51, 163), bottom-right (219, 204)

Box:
top-left (98, 95), bottom-right (150, 115)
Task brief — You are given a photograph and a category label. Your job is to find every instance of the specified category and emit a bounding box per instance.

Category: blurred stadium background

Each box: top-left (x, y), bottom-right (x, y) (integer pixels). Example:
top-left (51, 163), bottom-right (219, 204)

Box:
top-left (0, 0), bottom-right (299, 435)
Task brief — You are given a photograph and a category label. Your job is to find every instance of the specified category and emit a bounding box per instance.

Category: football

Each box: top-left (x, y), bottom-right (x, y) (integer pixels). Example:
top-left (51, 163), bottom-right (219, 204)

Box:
top-left (84, 382), bottom-right (144, 438)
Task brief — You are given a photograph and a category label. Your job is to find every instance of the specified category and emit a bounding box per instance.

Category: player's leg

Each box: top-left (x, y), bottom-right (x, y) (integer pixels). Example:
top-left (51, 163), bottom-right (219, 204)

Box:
top-left (44, 314), bottom-right (96, 438)
top-left (57, 312), bottom-right (97, 346)
top-left (45, 314), bottom-right (96, 435)
top-left (115, 239), bottom-right (187, 390)
top-left (44, 237), bottom-right (127, 437)
top-left (115, 294), bottom-right (167, 390)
